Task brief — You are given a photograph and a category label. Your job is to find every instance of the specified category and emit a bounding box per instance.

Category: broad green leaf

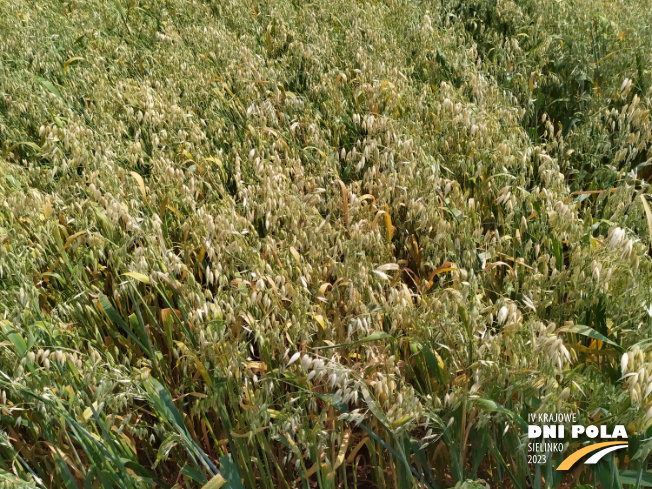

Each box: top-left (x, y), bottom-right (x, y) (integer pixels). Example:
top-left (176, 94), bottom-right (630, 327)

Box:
top-left (559, 324), bottom-right (623, 352)
top-left (5, 330), bottom-right (27, 357)
top-left (218, 454), bottom-right (244, 489)
top-left (37, 77), bottom-right (61, 98)
top-left (1, 321), bottom-right (27, 357)
top-left (619, 470), bottom-right (652, 487)
top-left (181, 464), bottom-right (207, 484)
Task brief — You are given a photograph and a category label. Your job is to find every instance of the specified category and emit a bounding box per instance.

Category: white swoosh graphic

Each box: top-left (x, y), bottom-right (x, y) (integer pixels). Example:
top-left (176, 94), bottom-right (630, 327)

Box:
top-left (584, 444), bottom-right (628, 464)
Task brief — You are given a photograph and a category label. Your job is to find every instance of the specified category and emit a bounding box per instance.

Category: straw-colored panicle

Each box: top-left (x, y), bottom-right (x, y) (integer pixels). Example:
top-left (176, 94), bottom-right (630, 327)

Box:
top-left (0, 0), bottom-right (651, 486)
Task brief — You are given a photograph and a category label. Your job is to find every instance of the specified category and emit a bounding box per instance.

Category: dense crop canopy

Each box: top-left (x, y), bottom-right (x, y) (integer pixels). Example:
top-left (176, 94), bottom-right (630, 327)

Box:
top-left (0, 0), bottom-right (651, 487)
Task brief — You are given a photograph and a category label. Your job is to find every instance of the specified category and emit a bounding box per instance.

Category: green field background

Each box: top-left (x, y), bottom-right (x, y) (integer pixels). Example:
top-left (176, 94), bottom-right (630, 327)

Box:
top-left (1, 0), bottom-right (652, 487)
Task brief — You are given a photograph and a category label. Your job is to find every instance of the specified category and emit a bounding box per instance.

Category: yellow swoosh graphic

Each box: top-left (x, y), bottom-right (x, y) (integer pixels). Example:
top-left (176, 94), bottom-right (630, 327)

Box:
top-left (557, 441), bottom-right (628, 471)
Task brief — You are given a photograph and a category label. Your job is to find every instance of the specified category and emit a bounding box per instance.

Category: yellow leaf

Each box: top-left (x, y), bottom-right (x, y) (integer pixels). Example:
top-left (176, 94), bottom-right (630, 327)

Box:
top-left (391, 414), bottom-right (413, 429)
top-left (64, 231), bottom-right (87, 250)
top-left (63, 56), bottom-right (83, 72)
top-left (333, 430), bottom-right (351, 471)
top-left (426, 261), bottom-right (457, 290)
top-left (205, 156), bottom-right (223, 167)
top-left (122, 272), bottom-right (150, 284)
top-left (193, 356), bottom-right (213, 387)
top-left (289, 246), bottom-right (301, 262)
top-left (159, 195), bottom-right (169, 217)
top-left (434, 350), bottom-right (445, 371)
top-left (82, 401), bottom-right (99, 421)
top-left (166, 203), bottom-right (182, 218)
top-left (346, 436), bottom-right (370, 464)
top-left (201, 474), bottom-right (226, 489)
top-left (384, 212), bottom-right (393, 243)
top-left (317, 283), bottom-right (332, 298)
top-left (640, 195), bottom-right (652, 245)
top-left (310, 314), bottom-right (326, 330)
top-left (245, 361), bottom-right (267, 373)
top-left (128, 171), bottom-right (148, 206)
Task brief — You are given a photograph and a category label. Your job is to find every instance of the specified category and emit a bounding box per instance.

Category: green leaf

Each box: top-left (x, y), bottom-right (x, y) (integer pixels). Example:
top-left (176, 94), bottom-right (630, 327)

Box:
top-left (6, 330), bottom-right (27, 357)
top-left (144, 377), bottom-right (187, 434)
top-left (1, 321), bottom-right (27, 357)
top-left (552, 237), bottom-right (563, 270)
top-left (98, 294), bottom-right (149, 353)
top-left (18, 141), bottom-right (41, 154)
top-left (181, 464), bottom-right (208, 484)
top-left (475, 399), bottom-right (527, 431)
top-left (417, 342), bottom-right (446, 384)
top-left (619, 470), bottom-right (652, 487)
top-left (219, 454), bottom-right (244, 489)
top-left (37, 77), bottom-right (62, 98)
top-left (559, 324), bottom-right (623, 352)
top-left (4, 175), bottom-right (21, 190)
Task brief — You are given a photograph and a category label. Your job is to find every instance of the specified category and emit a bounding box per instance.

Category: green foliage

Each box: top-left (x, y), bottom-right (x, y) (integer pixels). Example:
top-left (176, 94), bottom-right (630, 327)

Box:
top-left (0, 0), bottom-right (651, 487)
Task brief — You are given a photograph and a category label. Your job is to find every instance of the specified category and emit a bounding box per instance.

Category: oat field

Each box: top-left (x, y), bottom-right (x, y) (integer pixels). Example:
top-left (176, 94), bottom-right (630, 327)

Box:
top-left (1, 0), bottom-right (652, 487)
